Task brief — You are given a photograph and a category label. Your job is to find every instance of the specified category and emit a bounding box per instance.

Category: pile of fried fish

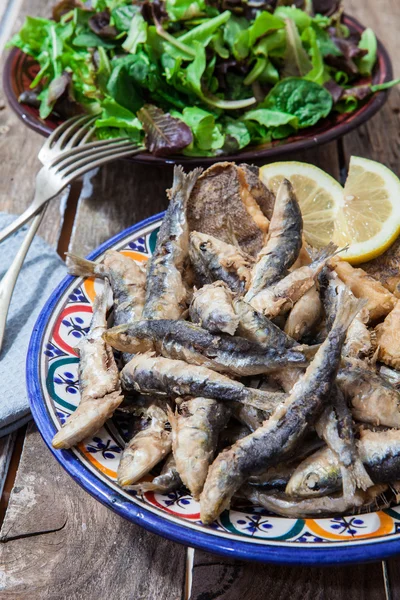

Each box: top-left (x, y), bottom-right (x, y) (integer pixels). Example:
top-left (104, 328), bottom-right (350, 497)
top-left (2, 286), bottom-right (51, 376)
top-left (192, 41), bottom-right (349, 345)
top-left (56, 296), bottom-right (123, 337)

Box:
top-left (52, 162), bottom-right (400, 522)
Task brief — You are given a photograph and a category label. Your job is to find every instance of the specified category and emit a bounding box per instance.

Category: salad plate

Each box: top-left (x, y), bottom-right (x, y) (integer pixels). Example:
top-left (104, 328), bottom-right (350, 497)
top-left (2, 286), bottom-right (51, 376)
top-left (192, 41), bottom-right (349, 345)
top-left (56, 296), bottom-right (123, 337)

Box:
top-left (27, 212), bottom-right (400, 565)
top-left (4, 14), bottom-right (393, 166)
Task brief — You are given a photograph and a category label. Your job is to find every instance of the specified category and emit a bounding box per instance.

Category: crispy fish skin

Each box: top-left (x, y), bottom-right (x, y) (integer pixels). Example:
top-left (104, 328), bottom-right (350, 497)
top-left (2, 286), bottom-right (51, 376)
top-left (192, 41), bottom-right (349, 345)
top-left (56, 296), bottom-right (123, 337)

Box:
top-left (361, 235), bottom-right (400, 298)
top-left (142, 165), bottom-right (202, 321)
top-left (375, 300), bottom-right (400, 370)
top-left (319, 269), bottom-right (373, 359)
top-left (130, 454), bottom-right (182, 494)
top-left (67, 249), bottom-right (146, 327)
top-left (103, 319), bottom-right (309, 377)
top-left (249, 243), bottom-right (339, 319)
top-left (246, 179), bottom-right (303, 300)
top-left (380, 365), bottom-right (400, 389)
top-left (117, 402), bottom-right (171, 487)
top-left (241, 487), bottom-right (368, 517)
top-left (233, 298), bottom-right (297, 350)
top-left (200, 289), bottom-right (362, 524)
top-left (190, 281), bottom-right (239, 335)
top-left (230, 401), bottom-right (267, 432)
top-left (333, 258), bottom-right (396, 322)
top-left (170, 398), bottom-right (231, 499)
top-left (287, 429), bottom-right (400, 498)
top-left (314, 386), bottom-right (373, 498)
top-left (337, 358), bottom-right (400, 428)
top-left (52, 280), bottom-right (123, 449)
top-left (187, 162), bottom-right (270, 257)
top-left (189, 231), bottom-right (254, 293)
top-left (284, 285), bottom-right (322, 341)
top-left (121, 353), bottom-right (286, 411)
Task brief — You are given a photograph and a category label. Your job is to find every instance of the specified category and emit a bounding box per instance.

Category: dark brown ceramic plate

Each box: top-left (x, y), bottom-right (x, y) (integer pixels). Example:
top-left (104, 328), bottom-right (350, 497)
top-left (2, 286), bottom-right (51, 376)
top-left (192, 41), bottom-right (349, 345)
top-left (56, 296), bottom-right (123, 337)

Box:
top-left (3, 14), bottom-right (393, 166)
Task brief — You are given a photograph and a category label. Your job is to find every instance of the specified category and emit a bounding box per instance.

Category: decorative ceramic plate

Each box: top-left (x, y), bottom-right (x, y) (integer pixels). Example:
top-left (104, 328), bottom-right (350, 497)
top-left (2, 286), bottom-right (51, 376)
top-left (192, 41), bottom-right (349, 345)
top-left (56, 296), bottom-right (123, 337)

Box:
top-left (27, 213), bottom-right (400, 566)
top-left (4, 14), bottom-right (393, 167)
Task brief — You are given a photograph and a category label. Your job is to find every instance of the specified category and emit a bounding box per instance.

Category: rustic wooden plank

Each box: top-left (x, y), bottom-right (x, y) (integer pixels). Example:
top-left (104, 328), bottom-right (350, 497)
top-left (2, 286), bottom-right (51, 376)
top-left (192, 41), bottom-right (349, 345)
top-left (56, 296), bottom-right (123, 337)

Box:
top-left (0, 433), bottom-right (15, 500)
top-left (0, 0), bottom-right (68, 248)
top-left (68, 162), bottom-right (174, 257)
top-left (0, 424), bottom-right (186, 600)
top-left (189, 551), bottom-right (386, 600)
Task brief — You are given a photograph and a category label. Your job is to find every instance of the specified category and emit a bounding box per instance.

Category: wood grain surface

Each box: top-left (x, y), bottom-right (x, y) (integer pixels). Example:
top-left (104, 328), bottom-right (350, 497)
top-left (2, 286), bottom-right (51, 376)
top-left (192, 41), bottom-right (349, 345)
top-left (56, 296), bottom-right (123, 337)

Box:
top-left (0, 0), bottom-right (399, 598)
top-left (0, 424), bottom-right (186, 600)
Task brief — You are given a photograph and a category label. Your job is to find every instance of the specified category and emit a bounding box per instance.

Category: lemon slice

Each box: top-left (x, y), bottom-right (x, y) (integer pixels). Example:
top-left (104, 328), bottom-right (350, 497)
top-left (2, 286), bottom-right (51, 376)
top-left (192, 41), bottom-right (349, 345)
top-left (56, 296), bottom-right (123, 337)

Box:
top-left (331, 156), bottom-right (400, 263)
top-left (259, 161), bottom-right (343, 248)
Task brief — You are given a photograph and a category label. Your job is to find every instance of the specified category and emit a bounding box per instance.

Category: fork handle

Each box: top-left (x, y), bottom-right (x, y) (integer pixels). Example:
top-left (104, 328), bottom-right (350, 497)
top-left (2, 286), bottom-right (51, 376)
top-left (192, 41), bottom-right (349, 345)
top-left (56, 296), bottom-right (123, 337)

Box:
top-left (0, 208), bottom-right (46, 353)
top-left (0, 202), bottom-right (44, 244)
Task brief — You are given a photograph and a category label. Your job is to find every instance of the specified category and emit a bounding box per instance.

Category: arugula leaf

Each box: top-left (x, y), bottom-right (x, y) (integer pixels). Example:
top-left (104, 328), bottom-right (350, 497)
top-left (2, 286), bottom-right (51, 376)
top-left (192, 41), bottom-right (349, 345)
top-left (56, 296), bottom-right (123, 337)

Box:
top-left (96, 97), bottom-right (143, 141)
top-left (122, 13), bottom-right (148, 53)
top-left (165, 0), bottom-right (206, 21)
top-left (356, 28), bottom-right (377, 76)
top-left (223, 15), bottom-right (248, 51)
top-left (248, 11), bottom-right (285, 46)
top-left (138, 103), bottom-right (193, 155)
top-left (177, 10), bottom-right (231, 47)
top-left (177, 106), bottom-right (224, 150)
top-left (283, 18), bottom-right (312, 78)
top-left (302, 26), bottom-right (326, 85)
top-left (223, 119), bottom-right (250, 149)
top-left (184, 41), bottom-right (206, 97)
top-left (274, 6), bottom-right (311, 32)
top-left (112, 5), bottom-right (140, 31)
top-left (262, 77), bottom-right (333, 127)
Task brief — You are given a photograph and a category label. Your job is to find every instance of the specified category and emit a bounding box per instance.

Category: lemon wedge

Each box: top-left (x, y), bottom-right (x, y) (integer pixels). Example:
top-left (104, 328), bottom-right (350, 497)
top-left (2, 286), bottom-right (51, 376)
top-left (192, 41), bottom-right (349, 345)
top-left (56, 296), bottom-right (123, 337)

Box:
top-left (259, 161), bottom-right (343, 248)
top-left (331, 156), bottom-right (400, 264)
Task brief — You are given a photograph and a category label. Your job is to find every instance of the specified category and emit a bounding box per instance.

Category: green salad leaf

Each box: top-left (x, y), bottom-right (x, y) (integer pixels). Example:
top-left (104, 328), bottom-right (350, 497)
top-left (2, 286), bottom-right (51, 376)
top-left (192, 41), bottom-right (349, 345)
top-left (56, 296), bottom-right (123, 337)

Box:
top-left (262, 78), bottom-right (333, 128)
top-left (8, 0), bottom-right (397, 156)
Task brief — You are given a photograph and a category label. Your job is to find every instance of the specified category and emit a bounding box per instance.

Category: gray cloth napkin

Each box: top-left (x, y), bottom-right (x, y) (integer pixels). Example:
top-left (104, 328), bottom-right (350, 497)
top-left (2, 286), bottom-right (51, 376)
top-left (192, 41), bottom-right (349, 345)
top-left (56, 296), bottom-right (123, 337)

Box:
top-left (0, 213), bottom-right (67, 437)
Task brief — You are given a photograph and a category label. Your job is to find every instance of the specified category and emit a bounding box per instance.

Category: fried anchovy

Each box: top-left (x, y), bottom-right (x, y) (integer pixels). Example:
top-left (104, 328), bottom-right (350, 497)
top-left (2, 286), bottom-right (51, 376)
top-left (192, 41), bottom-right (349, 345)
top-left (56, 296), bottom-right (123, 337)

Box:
top-left (142, 165), bottom-right (202, 320)
top-left (118, 401), bottom-right (171, 487)
top-left (52, 280), bottom-right (123, 449)
top-left (241, 487), bottom-right (370, 517)
top-left (189, 281), bottom-right (238, 335)
top-left (376, 300), bottom-right (400, 370)
top-left (314, 386), bottom-right (373, 499)
top-left (103, 319), bottom-right (309, 377)
top-left (284, 285), bottom-right (322, 341)
top-left (249, 243), bottom-right (340, 319)
top-left (319, 269), bottom-right (373, 358)
top-left (199, 289), bottom-right (362, 524)
top-left (67, 249), bottom-right (147, 327)
top-left (332, 258), bottom-right (396, 323)
top-left (189, 231), bottom-right (254, 293)
top-left (130, 454), bottom-right (182, 494)
top-left (287, 428), bottom-right (400, 498)
top-left (337, 358), bottom-right (400, 428)
top-left (230, 401), bottom-right (267, 432)
top-left (121, 353), bottom-right (286, 411)
top-left (380, 365), bottom-right (400, 389)
top-left (245, 179), bottom-right (302, 300)
top-left (170, 398), bottom-right (231, 499)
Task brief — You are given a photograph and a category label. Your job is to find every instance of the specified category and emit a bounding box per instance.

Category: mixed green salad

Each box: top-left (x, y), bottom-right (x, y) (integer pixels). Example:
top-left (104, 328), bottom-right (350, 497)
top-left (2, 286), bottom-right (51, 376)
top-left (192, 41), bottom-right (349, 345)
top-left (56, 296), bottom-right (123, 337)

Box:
top-left (8, 0), bottom-right (399, 156)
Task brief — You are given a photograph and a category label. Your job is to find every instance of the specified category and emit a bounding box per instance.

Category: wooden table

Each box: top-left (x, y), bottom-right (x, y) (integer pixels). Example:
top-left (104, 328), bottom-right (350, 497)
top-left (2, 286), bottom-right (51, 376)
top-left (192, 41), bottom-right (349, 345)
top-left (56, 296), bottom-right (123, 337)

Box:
top-left (0, 0), bottom-right (399, 597)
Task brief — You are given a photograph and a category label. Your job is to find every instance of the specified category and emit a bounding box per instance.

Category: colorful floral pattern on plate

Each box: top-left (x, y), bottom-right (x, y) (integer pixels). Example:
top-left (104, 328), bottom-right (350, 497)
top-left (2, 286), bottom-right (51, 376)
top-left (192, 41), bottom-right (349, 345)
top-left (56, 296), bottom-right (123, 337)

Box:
top-left (28, 214), bottom-right (400, 565)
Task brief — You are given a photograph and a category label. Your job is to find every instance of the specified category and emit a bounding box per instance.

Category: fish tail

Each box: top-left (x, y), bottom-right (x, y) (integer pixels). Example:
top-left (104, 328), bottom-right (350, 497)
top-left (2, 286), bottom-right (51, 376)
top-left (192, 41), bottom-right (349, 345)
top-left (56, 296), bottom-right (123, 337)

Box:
top-left (311, 243), bottom-right (348, 274)
top-left (169, 165), bottom-right (203, 202)
top-left (352, 458), bottom-right (374, 491)
top-left (293, 343), bottom-right (321, 359)
top-left (333, 288), bottom-right (366, 333)
top-left (90, 278), bottom-right (112, 332)
top-left (66, 253), bottom-right (96, 277)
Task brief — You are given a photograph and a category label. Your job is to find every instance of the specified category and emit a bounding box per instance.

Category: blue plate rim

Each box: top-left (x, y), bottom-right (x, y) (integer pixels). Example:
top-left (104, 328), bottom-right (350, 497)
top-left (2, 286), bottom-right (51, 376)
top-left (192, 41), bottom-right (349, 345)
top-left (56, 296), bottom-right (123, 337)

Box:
top-left (26, 212), bottom-right (400, 566)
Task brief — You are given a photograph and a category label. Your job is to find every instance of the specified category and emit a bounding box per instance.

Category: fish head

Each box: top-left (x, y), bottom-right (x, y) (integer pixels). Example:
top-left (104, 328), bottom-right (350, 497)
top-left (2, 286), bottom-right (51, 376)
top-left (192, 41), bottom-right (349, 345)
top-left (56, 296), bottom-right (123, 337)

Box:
top-left (189, 231), bottom-right (221, 268)
top-left (285, 448), bottom-right (341, 498)
top-left (103, 324), bottom-right (154, 354)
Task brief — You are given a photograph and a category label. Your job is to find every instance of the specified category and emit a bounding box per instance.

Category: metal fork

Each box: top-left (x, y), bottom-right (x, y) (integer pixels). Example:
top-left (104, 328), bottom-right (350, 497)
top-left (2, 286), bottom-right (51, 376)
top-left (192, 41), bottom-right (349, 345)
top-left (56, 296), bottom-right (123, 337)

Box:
top-left (0, 115), bottom-right (144, 352)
